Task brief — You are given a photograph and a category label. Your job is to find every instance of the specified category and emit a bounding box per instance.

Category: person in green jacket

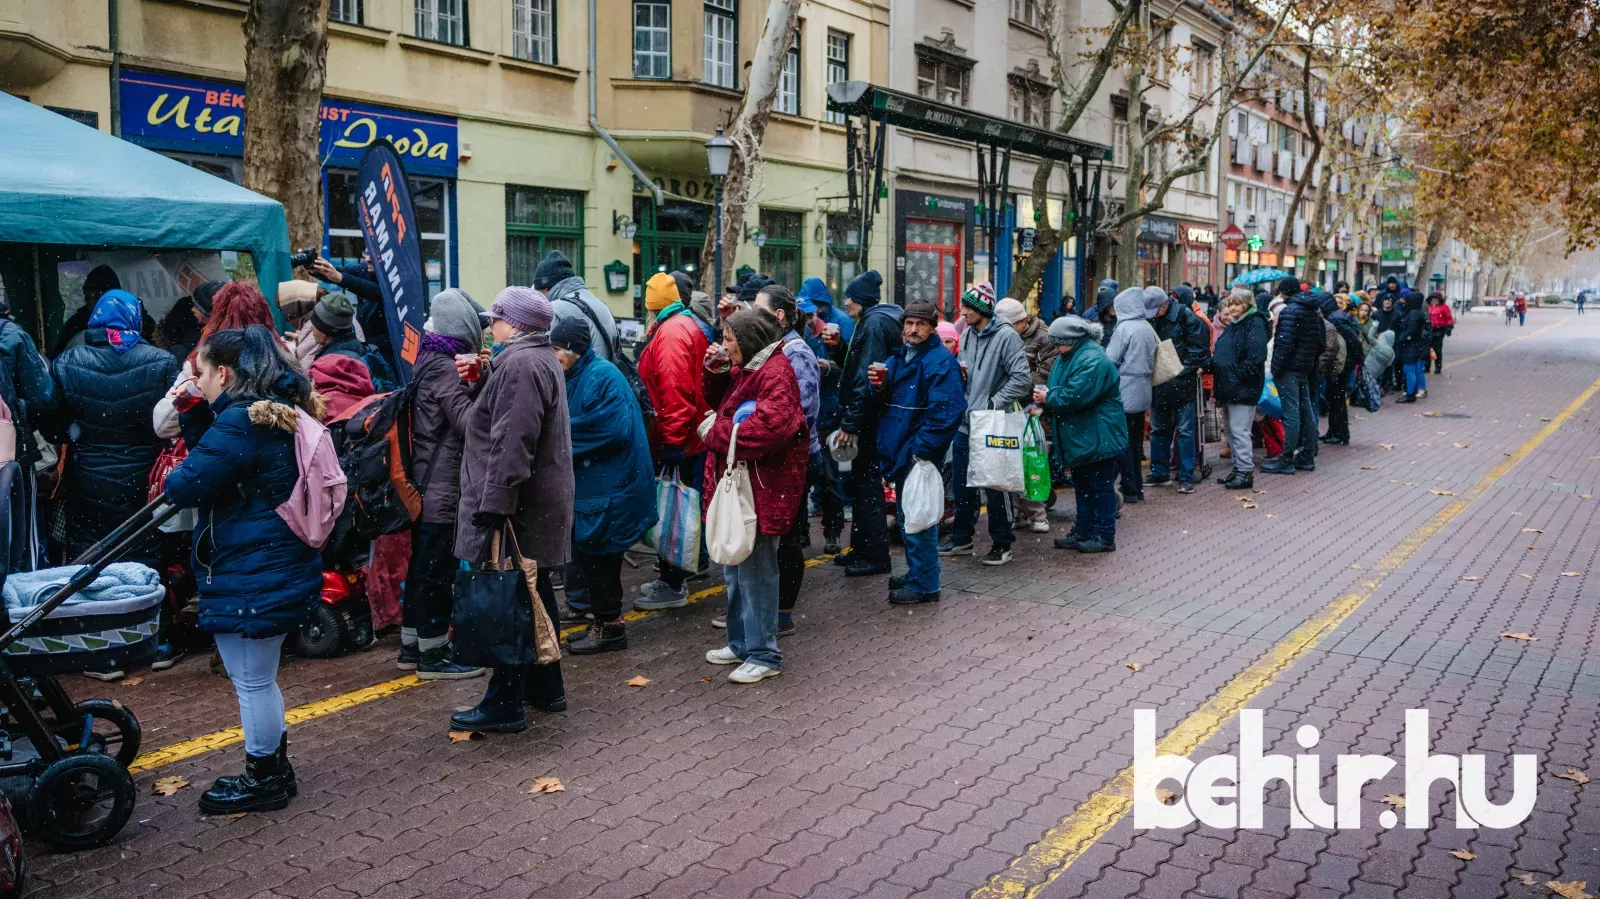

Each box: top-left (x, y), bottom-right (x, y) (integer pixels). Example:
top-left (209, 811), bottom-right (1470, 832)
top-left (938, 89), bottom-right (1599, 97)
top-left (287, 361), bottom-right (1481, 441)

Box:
top-left (1032, 314), bottom-right (1128, 554)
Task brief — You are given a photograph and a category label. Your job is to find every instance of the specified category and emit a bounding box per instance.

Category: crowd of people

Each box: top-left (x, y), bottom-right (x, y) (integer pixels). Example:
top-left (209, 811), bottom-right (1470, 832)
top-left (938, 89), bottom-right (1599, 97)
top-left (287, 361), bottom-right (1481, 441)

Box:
top-left (4, 252), bottom-right (1470, 817)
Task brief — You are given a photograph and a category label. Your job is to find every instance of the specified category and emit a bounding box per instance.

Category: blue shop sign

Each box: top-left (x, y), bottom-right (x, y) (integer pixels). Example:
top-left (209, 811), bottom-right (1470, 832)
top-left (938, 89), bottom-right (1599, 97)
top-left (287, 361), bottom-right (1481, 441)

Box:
top-left (119, 71), bottom-right (457, 177)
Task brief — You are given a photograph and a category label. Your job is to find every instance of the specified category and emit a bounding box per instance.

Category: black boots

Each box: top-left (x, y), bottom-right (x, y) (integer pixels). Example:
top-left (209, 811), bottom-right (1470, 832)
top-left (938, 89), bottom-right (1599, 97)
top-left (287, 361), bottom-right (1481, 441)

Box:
top-left (566, 620), bottom-right (627, 655)
top-left (200, 738), bottom-right (293, 815)
top-left (1222, 471), bottom-right (1255, 490)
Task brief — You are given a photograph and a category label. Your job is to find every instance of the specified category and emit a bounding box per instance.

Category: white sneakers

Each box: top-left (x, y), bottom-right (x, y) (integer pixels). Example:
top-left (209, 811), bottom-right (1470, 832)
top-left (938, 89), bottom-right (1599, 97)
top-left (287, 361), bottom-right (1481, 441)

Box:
top-left (1029, 519), bottom-right (1051, 533)
top-left (706, 646), bottom-right (781, 683)
top-left (705, 646), bottom-right (740, 664)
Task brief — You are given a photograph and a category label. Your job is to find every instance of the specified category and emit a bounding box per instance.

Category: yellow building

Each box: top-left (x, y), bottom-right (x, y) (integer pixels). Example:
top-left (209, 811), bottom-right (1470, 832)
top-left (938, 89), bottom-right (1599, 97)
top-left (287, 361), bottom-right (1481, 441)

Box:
top-left (0, 0), bottom-right (888, 329)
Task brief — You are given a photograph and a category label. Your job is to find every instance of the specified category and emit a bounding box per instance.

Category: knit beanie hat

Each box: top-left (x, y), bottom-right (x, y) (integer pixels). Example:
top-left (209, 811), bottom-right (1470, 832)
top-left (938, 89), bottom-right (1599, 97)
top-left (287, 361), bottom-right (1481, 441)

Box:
top-left (738, 274), bottom-right (774, 305)
top-left (424, 288), bottom-right (485, 353)
top-left (936, 321), bottom-right (959, 344)
top-left (191, 280), bottom-right (226, 317)
top-left (845, 270), bottom-right (883, 306)
top-left (549, 316), bottom-right (592, 356)
top-left (1172, 284), bottom-right (1195, 307)
top-left (1048, 314), bottom-right (1101, 344)
top-left (670, 271), bottom-right (696, 305)
top-left (1277, 275), bottom-right (1302, 298)
top-left (491, 286), bottom-right (553, 333)
top-left (994, 297), bottom-right (1027, 325)
top-left (311, 292), bottom-right (356, 337)
top-left (1142, 286), bottom-right (1168, 319)
top-left (726, 307), bottom-right (784, 362)
top-left (902, 298), bottom-right (940, 324)
top-left (961, 281), bottom-right (998, 317)
top-left (532, 251), bottom-right (577, 291)
top-left (645, 272), bottom-right (680, 312)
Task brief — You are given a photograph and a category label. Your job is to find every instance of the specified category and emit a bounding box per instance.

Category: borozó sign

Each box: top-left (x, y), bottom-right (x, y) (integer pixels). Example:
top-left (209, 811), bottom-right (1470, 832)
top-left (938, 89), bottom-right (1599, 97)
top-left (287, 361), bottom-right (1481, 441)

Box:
top-left (1133, 710), bottom-right (1538, 830)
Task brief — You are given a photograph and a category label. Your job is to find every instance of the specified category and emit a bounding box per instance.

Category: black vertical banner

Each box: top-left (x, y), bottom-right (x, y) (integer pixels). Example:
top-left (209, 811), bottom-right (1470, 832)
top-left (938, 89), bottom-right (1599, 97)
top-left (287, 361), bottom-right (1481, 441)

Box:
top-left (357, 140), bottom-right (424, 385)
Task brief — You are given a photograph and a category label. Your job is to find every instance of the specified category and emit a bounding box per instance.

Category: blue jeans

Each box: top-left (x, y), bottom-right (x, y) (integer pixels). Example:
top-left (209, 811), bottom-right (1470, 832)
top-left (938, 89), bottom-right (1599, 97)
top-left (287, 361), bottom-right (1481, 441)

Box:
top-left (1149, 401), bottom-right (1196, 484)
top-left (952, 434), bottom-right (1013, 548)
top-left (725, 535), bottom-right (781, 669)
top-left (1403, 360), bottom-right (1428, 396)
top-left (896, 473), bottom-right (940, 593)
top-left (1277, 371), bottom-right (1317, 461)
top-left (214, 632), bottom-right (286, 756)
top-left (1071, 457), bottom-right (1119, 543)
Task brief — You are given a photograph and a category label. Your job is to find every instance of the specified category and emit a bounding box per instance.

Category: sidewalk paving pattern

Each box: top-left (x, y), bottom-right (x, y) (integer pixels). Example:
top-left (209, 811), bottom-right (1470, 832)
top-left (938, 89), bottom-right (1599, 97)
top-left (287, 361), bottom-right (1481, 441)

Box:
top-left (23, 311), bottom-right (1600, 899)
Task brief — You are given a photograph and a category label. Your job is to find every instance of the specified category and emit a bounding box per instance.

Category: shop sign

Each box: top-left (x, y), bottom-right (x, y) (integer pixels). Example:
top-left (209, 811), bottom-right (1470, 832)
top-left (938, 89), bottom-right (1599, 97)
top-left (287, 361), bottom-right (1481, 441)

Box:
top-left (635, 174), bottom-right (719, 202)
top-left (1017, 228), bottom-right (1037, 253)
top-left (1185, 226), bottom-right (1216, 244)
top-left (119, 71), bottom-right (458, 174)
top-left (1220, 223), bottom-right (1246, 250)
top-left (1139, 216), bottom-right (1180, 244)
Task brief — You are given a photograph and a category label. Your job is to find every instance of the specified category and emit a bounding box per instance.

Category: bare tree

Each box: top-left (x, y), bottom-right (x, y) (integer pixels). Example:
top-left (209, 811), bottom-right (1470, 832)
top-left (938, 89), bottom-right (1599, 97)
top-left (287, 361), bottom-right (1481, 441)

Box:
top-left (243, 0), bottom-right (330, 253)
top-left (697, 0), bottom-right (803, 290)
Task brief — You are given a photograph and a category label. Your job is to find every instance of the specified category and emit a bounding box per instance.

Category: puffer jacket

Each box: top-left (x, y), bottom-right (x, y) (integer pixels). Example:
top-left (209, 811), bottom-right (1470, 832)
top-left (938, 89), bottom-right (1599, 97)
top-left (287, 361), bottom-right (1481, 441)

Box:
top-left (1211, 308), bottom-right (1270, 406)
top-left (1365, 330), bottom-right (1396, 377)
top-left (872, 336), bottom-right (966, 482)
top-left (163, 394), bottom-right (322, 638)
top-left (701, 344), bottom-right (809, 536)
top-left (409, 352), bottom-right (478, 523)
top-left (780, 330), bottom-right (822, 455)
top-left (1270, 292), bottom-right (1326, 377)
top-left (566, 350), bottom-right (656, 555)
top-left (48, 329), bottom-right (177, 554)
top-left (0, 318), bottom-right (51, 464)
top-left (957, 316), bottom-right (1031, 430)
top-left (1017, 316), bottom-right (1056, 385)
top-left (1397, 306), bottom-right (1432, 364)
top-left (1042, 337), bottom-right (1128, 469)
top-left (1150, 299), bottom-right (1212, 409)
top-left (1104, 288), bottom-right (1157, 413)
top-left (638, 301), bottom-right (717, 459)
top-left (837, 303), bottom-right (903, 436)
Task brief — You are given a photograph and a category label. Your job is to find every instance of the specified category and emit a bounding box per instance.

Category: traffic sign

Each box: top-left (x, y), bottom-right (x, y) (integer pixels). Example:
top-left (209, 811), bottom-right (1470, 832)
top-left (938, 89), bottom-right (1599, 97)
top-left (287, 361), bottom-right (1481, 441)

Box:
top-left (1220, 223), bottom-right (1246, 250)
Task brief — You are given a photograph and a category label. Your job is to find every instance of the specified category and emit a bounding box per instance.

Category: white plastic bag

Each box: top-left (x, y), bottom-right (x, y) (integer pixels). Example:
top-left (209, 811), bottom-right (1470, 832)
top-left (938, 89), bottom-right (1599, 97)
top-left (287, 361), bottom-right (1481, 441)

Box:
top-left (900, 459), bottom-right (943, 535)
top-left (706, 423), bottom-right (758, 566)
top-left (966, 409), bottom-right (1025, 493)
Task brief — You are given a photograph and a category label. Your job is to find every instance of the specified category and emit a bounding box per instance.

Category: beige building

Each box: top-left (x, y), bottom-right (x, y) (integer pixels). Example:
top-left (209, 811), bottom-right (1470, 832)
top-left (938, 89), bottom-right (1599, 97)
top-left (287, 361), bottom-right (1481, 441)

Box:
top-left (0, 0), bottom-right (887, 329)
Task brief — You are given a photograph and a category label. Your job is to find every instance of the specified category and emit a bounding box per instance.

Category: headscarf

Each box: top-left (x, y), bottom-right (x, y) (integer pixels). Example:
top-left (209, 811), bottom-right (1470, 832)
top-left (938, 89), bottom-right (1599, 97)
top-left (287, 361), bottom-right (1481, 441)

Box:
top-left (89, 289), bottom-right (143, 353)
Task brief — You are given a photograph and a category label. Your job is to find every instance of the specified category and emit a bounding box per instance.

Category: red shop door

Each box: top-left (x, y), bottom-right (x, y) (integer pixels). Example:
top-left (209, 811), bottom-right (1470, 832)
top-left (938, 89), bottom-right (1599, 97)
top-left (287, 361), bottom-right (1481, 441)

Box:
top-left (904, 219), bottom-right (963, 320)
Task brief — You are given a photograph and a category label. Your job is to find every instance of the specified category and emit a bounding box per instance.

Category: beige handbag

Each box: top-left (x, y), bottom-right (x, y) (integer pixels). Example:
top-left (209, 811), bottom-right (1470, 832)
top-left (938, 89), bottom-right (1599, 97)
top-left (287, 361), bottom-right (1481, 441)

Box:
top-left (706, 422), bottom-right (758, 566)
top-left (1152, 338), bottom-right (1183, 386)
top-left (499, 529), bottom-right (561, 665)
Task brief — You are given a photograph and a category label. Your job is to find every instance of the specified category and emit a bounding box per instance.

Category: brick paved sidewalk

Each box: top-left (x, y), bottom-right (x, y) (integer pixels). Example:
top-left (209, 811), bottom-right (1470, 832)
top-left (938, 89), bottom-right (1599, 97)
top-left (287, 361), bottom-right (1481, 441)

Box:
top-left (27, 310), bottom-right (1599, 899)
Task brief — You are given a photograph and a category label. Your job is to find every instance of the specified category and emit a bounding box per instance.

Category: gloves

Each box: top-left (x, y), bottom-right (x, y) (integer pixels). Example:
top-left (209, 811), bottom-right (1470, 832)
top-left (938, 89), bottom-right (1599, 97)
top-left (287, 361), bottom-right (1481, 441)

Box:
top-left (471, 511), bottom-right (508, 532)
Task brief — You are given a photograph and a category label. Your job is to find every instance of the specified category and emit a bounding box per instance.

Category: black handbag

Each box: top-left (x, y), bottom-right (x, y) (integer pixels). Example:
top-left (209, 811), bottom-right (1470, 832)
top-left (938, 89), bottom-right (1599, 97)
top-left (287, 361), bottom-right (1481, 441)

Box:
top-left (450, 528), bottom-right (541, 669)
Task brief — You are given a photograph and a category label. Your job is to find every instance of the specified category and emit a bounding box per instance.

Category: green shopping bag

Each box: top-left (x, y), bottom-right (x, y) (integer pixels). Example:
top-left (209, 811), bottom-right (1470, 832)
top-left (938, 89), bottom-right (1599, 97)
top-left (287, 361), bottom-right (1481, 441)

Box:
top-left (1022, 415), bottom-right (1051, 502)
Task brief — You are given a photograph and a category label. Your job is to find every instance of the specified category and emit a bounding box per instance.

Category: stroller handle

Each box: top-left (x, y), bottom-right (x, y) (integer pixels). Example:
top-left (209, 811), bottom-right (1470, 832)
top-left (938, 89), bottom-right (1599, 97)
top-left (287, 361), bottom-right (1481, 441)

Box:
top-left (0, 495), bottom-right (182, 653)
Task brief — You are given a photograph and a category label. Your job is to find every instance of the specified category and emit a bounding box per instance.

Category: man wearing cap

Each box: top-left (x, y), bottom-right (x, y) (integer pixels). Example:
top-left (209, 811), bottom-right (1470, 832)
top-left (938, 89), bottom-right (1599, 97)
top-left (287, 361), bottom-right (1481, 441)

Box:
top-left (997, 297), bottom-right (1055, 531)
top-left (798, 277), bottom-right (847, 551)
top-left (947, 282), bottom-right (1031, 565)
top-left (533, 250), bottom-right (618, 362)
top-left (306, 293), bottom-right (397, 391)
top-left (1146, 283), bottom-right (1211, 494)
top-left (872, 298), bottom-right (965, 604)
top-left (830, 270), bottom-right (901, 577)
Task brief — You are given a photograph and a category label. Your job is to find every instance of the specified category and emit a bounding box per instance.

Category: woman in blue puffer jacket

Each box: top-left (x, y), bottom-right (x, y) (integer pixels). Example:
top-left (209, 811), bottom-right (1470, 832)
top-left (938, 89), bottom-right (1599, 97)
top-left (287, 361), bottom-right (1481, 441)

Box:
top-left (162, 325), bottom-right (322, 816)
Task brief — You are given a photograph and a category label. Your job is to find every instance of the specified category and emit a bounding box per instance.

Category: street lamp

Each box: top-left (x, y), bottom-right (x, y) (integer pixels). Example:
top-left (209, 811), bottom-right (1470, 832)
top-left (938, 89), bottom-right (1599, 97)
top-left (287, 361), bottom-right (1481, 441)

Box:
top-left (706, 124), bottom-right (733, 294)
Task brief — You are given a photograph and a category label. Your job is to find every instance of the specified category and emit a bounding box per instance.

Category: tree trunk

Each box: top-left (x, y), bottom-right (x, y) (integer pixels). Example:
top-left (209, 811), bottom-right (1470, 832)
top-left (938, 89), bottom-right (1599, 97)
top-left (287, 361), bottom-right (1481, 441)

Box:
top-left (1416, 216), bottom-right (1448, 289)
top-left (1116, 66), bottom-right (1147, 283)
top-left (243, 0), bottom-right (330, 256)
top-left (1299, 135), bottom-right (1342, 285)
top-left (1011, 165), bottom-right (1061, 304)
top-left (1276, 44), bottom-right (1323, 263)
top-left (697, 0), bottom-right (803, 291)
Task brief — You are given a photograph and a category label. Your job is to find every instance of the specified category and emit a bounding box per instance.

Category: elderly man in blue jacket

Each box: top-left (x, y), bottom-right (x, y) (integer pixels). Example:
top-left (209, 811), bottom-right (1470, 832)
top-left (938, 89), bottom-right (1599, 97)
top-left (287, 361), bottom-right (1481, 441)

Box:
top-left (870, 298), bottom-right (966, 605)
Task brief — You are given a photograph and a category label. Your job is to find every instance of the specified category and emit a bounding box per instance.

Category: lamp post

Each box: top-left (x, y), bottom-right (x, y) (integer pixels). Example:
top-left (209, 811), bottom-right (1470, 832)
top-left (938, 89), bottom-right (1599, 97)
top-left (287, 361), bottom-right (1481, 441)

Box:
top-left (705, 124), bottom-right (733, 295)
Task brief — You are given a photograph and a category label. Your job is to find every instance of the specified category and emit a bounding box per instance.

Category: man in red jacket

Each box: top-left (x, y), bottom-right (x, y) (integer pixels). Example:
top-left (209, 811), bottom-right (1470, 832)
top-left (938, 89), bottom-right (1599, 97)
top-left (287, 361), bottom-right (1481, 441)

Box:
top-left (636, 272), bottom-right (719, 609)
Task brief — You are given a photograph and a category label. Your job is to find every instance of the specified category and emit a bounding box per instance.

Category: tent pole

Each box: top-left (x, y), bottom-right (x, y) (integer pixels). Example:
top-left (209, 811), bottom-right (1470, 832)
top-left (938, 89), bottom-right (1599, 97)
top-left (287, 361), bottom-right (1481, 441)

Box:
top-left (108, 0), bottom-right (121, 137)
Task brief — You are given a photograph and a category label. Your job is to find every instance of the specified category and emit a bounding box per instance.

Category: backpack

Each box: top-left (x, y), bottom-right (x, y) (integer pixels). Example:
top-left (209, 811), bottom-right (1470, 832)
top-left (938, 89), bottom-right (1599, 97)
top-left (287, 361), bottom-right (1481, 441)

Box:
top-left (569, 295), bottom-right (657, 421)
top-left (323, 382), bottom-right (423, 567)
top-left (276, 408), bottom-right (348, 549)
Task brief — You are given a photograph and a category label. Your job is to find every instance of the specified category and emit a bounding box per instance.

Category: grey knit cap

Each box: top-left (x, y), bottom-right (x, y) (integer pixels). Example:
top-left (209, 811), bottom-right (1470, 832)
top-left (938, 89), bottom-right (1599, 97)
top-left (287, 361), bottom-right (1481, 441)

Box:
top-left (1048, 314), bottom-right (1103, 344)
top-left (425, 288), bottom-right (486, 353)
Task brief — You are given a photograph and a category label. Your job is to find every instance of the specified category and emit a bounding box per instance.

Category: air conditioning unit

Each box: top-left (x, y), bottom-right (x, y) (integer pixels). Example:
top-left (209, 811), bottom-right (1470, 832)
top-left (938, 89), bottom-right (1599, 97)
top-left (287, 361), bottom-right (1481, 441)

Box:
top-left (1256, 144), bottom-right (1273, 172)
top-left (1277, 149), bottom-right (1293, 178)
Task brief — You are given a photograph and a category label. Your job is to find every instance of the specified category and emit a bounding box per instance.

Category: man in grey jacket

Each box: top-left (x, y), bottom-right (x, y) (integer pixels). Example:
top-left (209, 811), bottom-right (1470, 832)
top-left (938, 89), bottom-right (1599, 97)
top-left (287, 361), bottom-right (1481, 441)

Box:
top-left (946, 282), bottom-right (1032, 566)
top-left (1104, 287), bottom-right (1157, 502)
top-left (533, 250), bottom-right (617, 362)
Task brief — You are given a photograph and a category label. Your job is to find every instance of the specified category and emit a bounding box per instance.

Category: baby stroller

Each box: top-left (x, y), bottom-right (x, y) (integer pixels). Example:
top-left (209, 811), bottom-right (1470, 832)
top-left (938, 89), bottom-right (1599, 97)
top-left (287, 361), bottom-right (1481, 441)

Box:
top-left (0, 489), bottom-right (174, 850)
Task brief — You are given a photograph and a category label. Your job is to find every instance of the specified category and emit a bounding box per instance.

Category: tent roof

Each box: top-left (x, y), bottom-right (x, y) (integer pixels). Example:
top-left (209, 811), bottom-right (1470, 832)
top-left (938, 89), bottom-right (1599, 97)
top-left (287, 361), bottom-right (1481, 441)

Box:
top-left (0, 91), bottom-right (289, 290)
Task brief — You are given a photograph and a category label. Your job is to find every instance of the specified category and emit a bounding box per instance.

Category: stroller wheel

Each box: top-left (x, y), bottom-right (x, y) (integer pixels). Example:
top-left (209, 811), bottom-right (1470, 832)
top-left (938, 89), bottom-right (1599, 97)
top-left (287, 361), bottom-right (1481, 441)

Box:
top-left (27, 753), bottom-right (134, 851)
top-left (293, 604), bottom-right (348, 659)
top-left (59, 700), bottom-right (142, 770)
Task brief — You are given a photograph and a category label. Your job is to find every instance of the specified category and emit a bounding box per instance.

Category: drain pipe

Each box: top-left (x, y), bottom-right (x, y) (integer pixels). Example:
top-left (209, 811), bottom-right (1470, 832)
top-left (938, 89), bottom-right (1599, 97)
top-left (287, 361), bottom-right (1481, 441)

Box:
top-left (591, 0), bottom-right (662, 205)
top-left (108, 0), bottom-right (121, 136)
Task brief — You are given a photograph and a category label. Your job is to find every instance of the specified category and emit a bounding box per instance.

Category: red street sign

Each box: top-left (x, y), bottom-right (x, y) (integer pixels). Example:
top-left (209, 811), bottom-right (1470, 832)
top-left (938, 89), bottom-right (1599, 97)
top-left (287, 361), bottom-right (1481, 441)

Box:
top-left (1220, 224), bottom-right (1246, 250)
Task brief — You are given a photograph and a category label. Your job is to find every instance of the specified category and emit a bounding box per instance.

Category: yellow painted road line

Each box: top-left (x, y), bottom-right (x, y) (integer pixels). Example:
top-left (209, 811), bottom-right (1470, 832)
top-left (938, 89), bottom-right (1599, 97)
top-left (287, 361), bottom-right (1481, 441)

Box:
top-left (1442, 318), bottom-right (1563, 370)
top-left (128, 555), bottom-right (832, 774)
top-left (972, 371), bottom-right (1600, 899)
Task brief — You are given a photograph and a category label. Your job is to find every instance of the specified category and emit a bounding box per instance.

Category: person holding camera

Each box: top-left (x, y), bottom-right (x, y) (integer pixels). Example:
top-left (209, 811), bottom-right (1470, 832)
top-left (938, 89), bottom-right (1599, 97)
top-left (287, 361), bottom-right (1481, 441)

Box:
top-left (309, 252), bottom-right (394, 371)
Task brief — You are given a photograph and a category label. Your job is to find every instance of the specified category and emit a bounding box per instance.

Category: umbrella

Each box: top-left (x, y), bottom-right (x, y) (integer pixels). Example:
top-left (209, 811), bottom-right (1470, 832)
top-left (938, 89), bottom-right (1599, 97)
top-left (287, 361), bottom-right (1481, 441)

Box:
top-left (1231, 268), bottom-right (1295, 288)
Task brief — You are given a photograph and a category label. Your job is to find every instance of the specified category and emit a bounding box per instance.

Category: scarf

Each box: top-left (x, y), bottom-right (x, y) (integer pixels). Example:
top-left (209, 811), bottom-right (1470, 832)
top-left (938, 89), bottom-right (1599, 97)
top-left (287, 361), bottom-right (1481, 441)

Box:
top-left (421, 331), bottom-right (471, 358)
top-left (89, 289), bottom-right (143, 354)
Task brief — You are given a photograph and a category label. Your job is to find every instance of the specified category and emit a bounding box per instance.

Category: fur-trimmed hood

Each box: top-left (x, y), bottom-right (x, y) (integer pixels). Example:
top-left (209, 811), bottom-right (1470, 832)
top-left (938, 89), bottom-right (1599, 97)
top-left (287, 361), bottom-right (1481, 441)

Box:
top-left (246, 392), bottom-right (327, 433)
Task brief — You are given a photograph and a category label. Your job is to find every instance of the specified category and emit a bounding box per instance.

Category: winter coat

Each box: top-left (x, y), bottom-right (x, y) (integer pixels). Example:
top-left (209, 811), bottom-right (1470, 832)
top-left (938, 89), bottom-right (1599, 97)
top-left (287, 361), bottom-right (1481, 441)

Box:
top-left (1150, 300), bottom-right (1212, 410)
top-left (1211, 308), bottom-right (1270, 406)
top-left (409, 352), bottom-right (477, 523)
top-left (638, 304), bottom-right (716, 459)
top-left (1429, 303), bottom-right (1455, 331)
top-left (1365, 330), bottom-right (1396, 377)
top-left (162, 394), bottom-right (322, 638)
top-left (1017, 316), bottom-right (1056, 385)
top-left (1328, 310), bottom-right (1367, 373)
top-left (47, 329), bottom-right (177, 552)
top-left (1042, 337), bottom-right (1128, 469)
top-left (1319, 317), bottom-right (1340, 377)
top-left (780, 330), bottom-right (822, 455)
top-left (803, 326), bottom-right (842, 434)
top-left (454, 333), bottom-right (574, 568)
top-left (1397, 308), bottom-right (1432, 364)
top-left (1270, 292), bottom-right (1326, 378)
top-left (0, 317), bottom-right (52, 463)
top-left (837, 303), bottom-right (903, 436)
top-left (548, 276), bottom-right (618, 362)
top-left (1104, 289), bottom-right (1158, 413)
top-left (957, 317), bottom-right (1031, 431)
top-left (801, 277), bottom-right (853, 344)
top-left (565, 350), bottom-right (656, 555)
top-left (872, 337), bottom-right (966, 483)
top-left (701, 344), bottom-right (808, 537)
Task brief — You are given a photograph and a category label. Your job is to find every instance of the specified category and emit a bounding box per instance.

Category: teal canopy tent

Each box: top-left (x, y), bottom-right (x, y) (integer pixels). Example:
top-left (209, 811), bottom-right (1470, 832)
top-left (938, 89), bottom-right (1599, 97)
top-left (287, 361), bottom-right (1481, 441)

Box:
top-left (0, 91), bottom-right (290, 324)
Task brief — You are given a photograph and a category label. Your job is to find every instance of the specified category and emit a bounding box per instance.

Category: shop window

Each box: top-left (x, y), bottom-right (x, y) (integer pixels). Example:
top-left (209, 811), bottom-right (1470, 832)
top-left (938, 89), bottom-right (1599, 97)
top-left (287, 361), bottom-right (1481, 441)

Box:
top-left (758, 210), bottom-right (803, 288)
top-left (512, 0), bottom-right (556, 65)
top-left (904, 219), bottom-right (963, 321)
top-left (917, 52), bottom-right (970, 107)
top-left (704, 0), bottom-right (737, 89)
top-left (826, 213), bottom-right (861, 299)
top-left (825, 30), bottom-right (850, 124)
top-left (505, 186), bottom-right (585, 288)
top-left (415, 0), bottom-right (468, 46)
top-left (327, 170), bottom-right (453, 299)
top-left (777, 33), bottom-right (800, 115)
top-left (633, 1), bottom-right (671, 78)
top-left (330, 0), bottom-right (363, 25)
top-left (1007, 79), bottom-right (1050, 129)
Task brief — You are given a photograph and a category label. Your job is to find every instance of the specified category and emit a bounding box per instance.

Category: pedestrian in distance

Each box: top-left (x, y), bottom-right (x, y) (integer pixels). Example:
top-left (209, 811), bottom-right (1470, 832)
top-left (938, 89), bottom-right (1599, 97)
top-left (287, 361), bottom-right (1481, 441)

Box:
top-left (1514, 292), bottom-right (1528, 326)
top-left (1036, 315), bottom-right (1127, 554)
top-left (1425, 292), bottom-right (1453, 374)
top-left (872, 299), bottom-right (965, 605)
top-left (1395, 291), bottom-right (1432, 404)
top-left (1261, 280), bottom-right (1325, 475)
top-left (1146, 284), bottom-right (1211, 494)
top-left (997, 296), bottom-right (1055, 531)
top-left (450, 287), bottom-right (573, 734)
top-left (829, 271), bottom-right (902, 578)
top-left (1210, 289), bottom-right (1269, 489)
top-left (162, 325), bottom-right (325, 814)
top-left (1104, 288), bottom-right (1156, 503)
top-left (700, 308), bottom-right (808, 684)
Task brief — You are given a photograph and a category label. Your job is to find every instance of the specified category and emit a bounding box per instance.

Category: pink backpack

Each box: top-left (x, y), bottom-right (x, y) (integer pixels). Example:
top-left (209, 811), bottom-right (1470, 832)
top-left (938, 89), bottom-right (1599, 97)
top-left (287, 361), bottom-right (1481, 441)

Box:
top-left (276, 408), bottom-right (348, 548)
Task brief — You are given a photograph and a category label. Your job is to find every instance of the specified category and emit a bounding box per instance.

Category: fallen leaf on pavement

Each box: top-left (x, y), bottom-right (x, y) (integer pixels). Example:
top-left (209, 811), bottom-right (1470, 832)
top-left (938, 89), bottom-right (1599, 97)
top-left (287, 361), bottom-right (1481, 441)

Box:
top-left (1555, 768), bottom-right (1591, 786)
top-left (1125, 662), bottom-right (1142, 671)
top-left (1582, 495), bottom-right (1593, 500)
top-left (1448, 849), bottom-right (1477, 861)
top-left (1155, 788), bottom-right (1179, 805)
top-left (1242, 503), bottom-right (1258, 510)
top-left (1500, 632), bottom-right (1538, 642)
top-left (227, 813), bottom-right (247, 820)
top-left (1361, 465), bottom-right (1379, 470)
top-left (1430, 490), bottom-right (1456, 496)
top-left (1510, 871), bottom-right (1538, 886)
top-left (152, 776), bottom-right (188, 796)
top-left (121, 676), bottom-right (143, 687)
top-left (1541, 418), bottom-right (1553, 422)
top-left (448, 731), bottom-right (484, 744)
top-left (1253, 489), bottom-right (1267, 494)
top-left (626, 676), bottom-right (652, 687)
top-left (1460, 576), bottom-right (1482, 582)
top-left (1519, 573), bottom-right (1533, 579)
top-left (1562, 572), bottom-right (1581, 577)
top-left (1421, 411), bottom-right (1442, 417)
top-left (1265, 514), bottom-right (1277, 519)
top-left (1453, 443), bottom-right (1469, 448)
top-left (1403, 482), bottom-right (1417, 486)
top-left (1547, 881), bottom-right (1595, 899)
top-left (1522, 528), bottom-right (1545, 534)
top-left (1382, 794), bottom-right (1406, 808)
top-left (1529, 545), bottom-right (1539, 551)
top-left (698, 677), bottom-right (712, 684)
top-left (1417, 442), bottom-right (1433, 447)
top-left (527, 777), bottom-right (566, 794)
top-left (1381, 443), bottom-right (1396, 450)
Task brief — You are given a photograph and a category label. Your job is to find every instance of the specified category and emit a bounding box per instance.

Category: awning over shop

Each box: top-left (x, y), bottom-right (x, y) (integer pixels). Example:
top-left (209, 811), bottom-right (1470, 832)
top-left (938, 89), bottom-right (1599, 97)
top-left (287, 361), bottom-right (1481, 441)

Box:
top-left (0, 91), bottom-right (291, 301)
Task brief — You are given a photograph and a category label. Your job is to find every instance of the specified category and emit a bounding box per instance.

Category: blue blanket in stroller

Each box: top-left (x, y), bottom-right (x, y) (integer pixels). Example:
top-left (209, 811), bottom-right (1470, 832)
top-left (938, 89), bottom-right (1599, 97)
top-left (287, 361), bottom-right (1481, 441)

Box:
top-left (3, 563), bottom-right (162, 613)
